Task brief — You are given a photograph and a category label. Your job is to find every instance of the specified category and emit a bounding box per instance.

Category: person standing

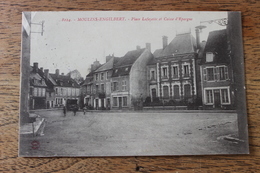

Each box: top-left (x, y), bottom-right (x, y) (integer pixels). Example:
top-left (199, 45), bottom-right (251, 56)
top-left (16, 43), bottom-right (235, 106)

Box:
top-left (63, 106), bottom-right (67, 117)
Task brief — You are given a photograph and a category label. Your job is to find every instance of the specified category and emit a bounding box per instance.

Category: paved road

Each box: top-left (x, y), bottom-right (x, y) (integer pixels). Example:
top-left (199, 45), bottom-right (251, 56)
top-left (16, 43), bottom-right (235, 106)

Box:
top-left (20, 110), bottom-right (242, 157)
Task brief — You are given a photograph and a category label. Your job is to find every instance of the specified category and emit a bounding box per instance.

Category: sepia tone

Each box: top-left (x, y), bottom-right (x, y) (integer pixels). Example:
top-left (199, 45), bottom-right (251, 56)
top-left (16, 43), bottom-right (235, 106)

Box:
top-left (1, 0), bottom-right (260, 172)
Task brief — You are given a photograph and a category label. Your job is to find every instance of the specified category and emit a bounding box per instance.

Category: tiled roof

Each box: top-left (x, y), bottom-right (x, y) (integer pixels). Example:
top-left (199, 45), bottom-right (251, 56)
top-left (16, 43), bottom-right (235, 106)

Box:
top-left (112, 66), bottom-right (132, 77)
top-left (30, 72), bottom-right (47, 87)
top-left (114, 48), bottom-right (145, 67)
top-left (95, 57), bottom-right (120, 72)
top-left (201, 29), bottom-right (229, 64)
top-left (154, 33), bottom-right (196, 58)
top-left (112, 48), bottom-right (145, 77)
top-left (50, 74), bottom-right (80, 88)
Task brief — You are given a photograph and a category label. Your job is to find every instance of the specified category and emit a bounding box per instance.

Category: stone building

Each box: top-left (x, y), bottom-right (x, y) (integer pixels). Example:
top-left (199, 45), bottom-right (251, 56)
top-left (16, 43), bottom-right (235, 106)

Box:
top-left (29, 63), bottom-right (47, 110)
top-left (92, 55), bottom-right (120, 109)
top-left (111, 44), bottom-right (154, 109)
top-left (200, 29), bottom-right (234, 109)
top-left (148, 30), bottom-right (201, 106)
top-left (49, 69), bottom-right (80, 107)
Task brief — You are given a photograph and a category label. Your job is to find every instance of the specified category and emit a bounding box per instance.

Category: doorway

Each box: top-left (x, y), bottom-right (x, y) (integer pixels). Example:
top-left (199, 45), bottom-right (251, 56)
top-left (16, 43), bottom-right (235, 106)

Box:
top-left (214, 90), bottom-right (221, 108)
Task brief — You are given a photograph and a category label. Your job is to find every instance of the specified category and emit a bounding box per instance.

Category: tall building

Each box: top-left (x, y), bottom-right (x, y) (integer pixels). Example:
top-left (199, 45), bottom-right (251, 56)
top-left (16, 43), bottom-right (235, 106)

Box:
top-left (92, 55), bottom-right (120, 109)
top-left (200, 29), bottom-right (234, 109)
top-left (29, 63), bottom-right (47, 110)
top-left (148, 30), bottom-right (200, 106)
top-left (111, 44), bottom-right (153, 109)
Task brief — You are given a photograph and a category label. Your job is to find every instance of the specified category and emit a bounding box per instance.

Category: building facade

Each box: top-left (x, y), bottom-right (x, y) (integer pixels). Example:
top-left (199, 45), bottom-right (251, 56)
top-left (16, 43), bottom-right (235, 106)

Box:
top-left (29, 63), bottom-right (48, 110)
top-left (50, 69), bottom-right (81, 107)
top-left (200, 29), bottom-right (234, 109)
top-left (148, 31), bottom-right (201, 106)
top-left (92, 55), bottom-right (119, 109)
top-left (111, 44), bottom-right (154, 109)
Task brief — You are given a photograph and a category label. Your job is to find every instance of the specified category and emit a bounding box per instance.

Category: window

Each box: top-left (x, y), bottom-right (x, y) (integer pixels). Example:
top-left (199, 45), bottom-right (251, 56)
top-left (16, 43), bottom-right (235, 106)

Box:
top-left (219, 66), bottom-right (228, 80)
top-left (206, 52), bottom-right (214, 62)
top-left (96, 84), bottom-right (99, 93)
top-left (206, 68), bottom-right (214, 81)
top-left (163, 86), bottom-right (169, 98)
top-left (183, 65), bottom-right (189, 77)
top-left (184, 84), bottom-right (191, 98)
top-left (61, 88), bottom-right (63, 96)
top-left (55, 88), bottom-right (58, 95)
top-left (125, 67), bottom-right (128, 71)
top-left (68, 88), bottom-right (71, 96)
top-left (123, 97), bottom-right (127, 106)
top-left (113, 97), bottom-right (117, 106)
top-left (101, 73), bottom-right (104, 80)
top-left (95, 74), bottom-right (98, 81)
top-left (106, 71), bottom-right (109, 80)
top-left (204, 66), bottom-right (228, 81)
top-left (112, 82), bottom-right (118, 91)
top-left (122, 81), bottom-right (126, 91)
top-left (173, 85), bottom-right (180, 99)
top-left (221, 89), bottom-right (229, 103)
top-left (76, 89), bottom-right (80, 96)
top-left (162, 67), bottom-right (167, 78)
top-left (151, 70), bottom-right (155, 80)
top-left (33, 88), bottom-right (37, 96)
top-left (101, 84), bottom-right (104, 92)
top-left (72, 88), bottom-right (76, 96)
top-left (206, 90), bottom-right (213, 104)
top-left (42, 88), bottom-right (45, 97)
top-left (172, 66), bottom-right (178, 78)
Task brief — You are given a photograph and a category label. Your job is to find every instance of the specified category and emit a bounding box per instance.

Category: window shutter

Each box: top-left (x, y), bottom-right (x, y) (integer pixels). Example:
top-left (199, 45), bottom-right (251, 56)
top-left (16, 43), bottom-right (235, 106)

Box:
top-left (224, 66), bottom-right (228, 79)
top-left (214, 67), bottom-right (218, 81)
top-left (203, 68), bottom-right (207, 81)
top-left (216, 67), bottom-right (220, 81)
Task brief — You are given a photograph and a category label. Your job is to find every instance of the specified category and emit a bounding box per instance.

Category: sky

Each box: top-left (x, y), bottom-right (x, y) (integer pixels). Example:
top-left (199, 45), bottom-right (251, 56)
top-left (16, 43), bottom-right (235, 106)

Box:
top-left (29, 11), bottom-right (227, 77)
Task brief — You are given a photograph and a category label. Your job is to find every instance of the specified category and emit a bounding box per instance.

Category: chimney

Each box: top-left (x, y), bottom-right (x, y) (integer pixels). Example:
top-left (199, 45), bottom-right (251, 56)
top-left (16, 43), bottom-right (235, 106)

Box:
top-left (40, 67), bottom-right (43, 72)
top-left (106, 54), bottom-right (114, 62)
top-left (33, 62), bottom-right (38, 73)
top-left (146, 43), bottom-right (151, 52)
top-left (195, 25), bottom-right (206, 50)
top-left (195, 27), bottom-right (200, 49)
top-left (162, 36), bottom-right (168, 49)
top-left (136, 45), bottom-right (141, 50)
top-left (44, 69), bottom-right (49, 79)
top-left (55, 69), bottom-right (59, 76)
top-left (61, 73), bottom-right (64, 76)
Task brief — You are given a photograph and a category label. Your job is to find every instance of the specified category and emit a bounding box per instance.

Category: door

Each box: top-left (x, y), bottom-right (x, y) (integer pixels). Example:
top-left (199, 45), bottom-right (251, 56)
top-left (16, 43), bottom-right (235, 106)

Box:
top-left (119, 97), bottom-right (122, 109)
top-left (101, 98), bottom-right (104, 109)
top-left (214, 90), bottom-right (221, 108)
top-left (95, 99), bottom-right (99, 109)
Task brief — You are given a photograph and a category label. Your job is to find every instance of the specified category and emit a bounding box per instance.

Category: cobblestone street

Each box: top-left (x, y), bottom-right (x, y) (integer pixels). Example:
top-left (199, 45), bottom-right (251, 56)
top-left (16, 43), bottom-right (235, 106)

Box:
top-left (19, 109), bottom-right (242, 157)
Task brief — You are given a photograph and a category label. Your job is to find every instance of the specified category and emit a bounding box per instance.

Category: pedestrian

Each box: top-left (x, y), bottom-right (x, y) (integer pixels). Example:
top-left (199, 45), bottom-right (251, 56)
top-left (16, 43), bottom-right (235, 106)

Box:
top-left (63, 106), bottom-right (67, 117)
top-left (73, 107), bottom-right (77, 116)
top-left (83, 105), bottom-right (87, 115)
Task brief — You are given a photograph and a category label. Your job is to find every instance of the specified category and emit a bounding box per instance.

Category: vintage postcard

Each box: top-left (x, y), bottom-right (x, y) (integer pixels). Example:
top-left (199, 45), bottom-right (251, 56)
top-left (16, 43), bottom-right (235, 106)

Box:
top-left (19, 11), bottom-right (249, 157)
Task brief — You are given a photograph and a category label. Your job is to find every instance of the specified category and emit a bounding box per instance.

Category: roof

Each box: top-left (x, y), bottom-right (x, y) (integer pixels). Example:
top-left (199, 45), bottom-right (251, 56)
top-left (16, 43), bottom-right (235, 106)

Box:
top-left (95, 57), bottom-right (120, 72)
top-left (201, 29), bottom-right (229, 64)
top-left (30, 72), bottom-right (47, 87)
top-left (114, 48), bottom-right (146, 67)
top-left (154, 33), bottom-right (196, 58)
top-left (112, 48), bottom-right (146, 77)
top-left (50, 74), bottom-right (80, 88)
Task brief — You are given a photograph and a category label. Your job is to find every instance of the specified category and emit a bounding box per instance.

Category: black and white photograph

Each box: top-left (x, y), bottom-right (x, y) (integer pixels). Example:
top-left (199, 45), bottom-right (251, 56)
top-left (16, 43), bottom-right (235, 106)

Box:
top-left (19, 11), bottom-right (249, 157)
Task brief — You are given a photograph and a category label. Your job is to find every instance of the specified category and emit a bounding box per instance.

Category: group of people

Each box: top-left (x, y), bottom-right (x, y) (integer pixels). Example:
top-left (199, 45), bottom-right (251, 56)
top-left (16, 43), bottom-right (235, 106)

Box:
top-left (62, 105), bottom-right (88, 117)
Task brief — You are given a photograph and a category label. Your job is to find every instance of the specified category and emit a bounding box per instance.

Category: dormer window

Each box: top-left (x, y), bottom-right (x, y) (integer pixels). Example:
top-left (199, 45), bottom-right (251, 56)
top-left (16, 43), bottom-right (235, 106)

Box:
top-left (206, 52), bottom-right (214, 62)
